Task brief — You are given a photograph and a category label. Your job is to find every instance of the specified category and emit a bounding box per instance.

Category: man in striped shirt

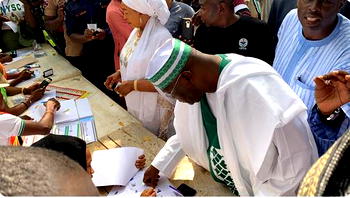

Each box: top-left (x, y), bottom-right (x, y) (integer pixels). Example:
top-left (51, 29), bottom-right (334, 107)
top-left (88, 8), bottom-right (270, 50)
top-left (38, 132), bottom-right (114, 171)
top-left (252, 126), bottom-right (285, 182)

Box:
top-left (273, 0), bottom-right (350, 154)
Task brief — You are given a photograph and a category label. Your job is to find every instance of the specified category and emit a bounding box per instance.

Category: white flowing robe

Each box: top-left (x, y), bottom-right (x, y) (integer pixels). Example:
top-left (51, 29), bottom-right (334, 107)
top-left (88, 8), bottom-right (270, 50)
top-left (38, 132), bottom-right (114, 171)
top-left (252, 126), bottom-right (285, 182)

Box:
top-left (151, 54), bottom-right (318, 196)
top-left (120, 17), bottom-right (173, 133)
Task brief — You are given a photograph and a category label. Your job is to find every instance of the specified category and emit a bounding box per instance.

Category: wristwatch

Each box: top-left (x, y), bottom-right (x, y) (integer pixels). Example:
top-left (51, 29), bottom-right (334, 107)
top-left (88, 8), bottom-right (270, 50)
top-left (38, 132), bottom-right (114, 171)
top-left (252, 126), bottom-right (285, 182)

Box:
top-left (317, 106), bottom-right (343, 122)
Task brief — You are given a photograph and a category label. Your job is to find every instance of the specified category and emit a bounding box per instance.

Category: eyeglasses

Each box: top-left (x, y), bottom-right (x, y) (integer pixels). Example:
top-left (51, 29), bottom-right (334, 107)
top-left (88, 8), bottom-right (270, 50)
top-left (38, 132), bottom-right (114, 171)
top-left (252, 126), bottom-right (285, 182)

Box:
top-left (165, 72), bottom-right (186, 99)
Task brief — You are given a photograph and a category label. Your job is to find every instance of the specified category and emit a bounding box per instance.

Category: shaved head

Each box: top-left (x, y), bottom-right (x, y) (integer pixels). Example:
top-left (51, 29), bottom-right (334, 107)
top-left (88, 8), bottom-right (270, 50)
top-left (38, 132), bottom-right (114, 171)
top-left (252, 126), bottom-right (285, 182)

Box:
top-left (0, 146), bottom-right (99, 196)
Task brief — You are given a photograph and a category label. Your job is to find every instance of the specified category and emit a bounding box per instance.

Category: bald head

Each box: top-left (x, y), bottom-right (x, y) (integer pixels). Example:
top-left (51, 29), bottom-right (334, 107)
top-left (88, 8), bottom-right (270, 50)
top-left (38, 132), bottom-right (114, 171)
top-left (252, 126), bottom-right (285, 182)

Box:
top-left (0, 146), bottom-right (99, 196)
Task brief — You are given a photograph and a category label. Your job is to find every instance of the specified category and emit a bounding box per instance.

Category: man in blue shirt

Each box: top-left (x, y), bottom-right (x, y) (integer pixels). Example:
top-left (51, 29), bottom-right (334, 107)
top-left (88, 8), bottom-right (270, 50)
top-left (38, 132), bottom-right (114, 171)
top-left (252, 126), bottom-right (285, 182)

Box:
top-left (273, 0), bottom-right (350, 150)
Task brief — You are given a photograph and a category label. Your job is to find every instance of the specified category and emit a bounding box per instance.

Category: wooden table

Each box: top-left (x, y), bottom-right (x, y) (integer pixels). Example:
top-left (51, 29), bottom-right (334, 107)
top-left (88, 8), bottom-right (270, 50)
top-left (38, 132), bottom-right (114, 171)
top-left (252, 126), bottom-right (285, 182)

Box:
top-left (5, 44), bottom-right (81, 84)
top-left (52, 75), bottom-right (140, 139)
top-left (7, 45), bottom-right (232, 196)
top-left (88, 124), bottom-right (232, 196)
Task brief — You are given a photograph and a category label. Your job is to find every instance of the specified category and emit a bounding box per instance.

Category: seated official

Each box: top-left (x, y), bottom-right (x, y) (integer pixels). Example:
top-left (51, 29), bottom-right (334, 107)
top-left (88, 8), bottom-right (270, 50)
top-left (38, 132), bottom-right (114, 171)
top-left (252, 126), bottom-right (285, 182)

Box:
top-left (0, 98), bottom-right (60, 145)
top-left (0, 146), bottom-right (99, 196)
top-left (0, 64), bottom-right (45, 116)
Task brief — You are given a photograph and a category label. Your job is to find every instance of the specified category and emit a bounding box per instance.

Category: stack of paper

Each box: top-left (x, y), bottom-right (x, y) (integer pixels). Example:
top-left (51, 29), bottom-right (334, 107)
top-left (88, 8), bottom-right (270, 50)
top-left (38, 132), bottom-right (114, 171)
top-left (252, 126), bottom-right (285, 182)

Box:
top-left (91, 147), bottom-right (144, 187)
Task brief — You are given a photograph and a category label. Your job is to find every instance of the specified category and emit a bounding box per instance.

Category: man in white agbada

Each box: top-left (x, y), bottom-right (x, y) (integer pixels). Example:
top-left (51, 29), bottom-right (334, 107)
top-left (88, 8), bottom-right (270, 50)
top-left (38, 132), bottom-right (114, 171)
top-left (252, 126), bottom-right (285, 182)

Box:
top-left (143, 38), bottom-right (318, 196)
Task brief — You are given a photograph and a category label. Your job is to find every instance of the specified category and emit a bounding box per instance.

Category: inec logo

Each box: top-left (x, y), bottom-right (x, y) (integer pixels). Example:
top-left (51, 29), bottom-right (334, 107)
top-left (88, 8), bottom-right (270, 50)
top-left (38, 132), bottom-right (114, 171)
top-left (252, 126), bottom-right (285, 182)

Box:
top-left (238, 38), bottom-right (248, 50)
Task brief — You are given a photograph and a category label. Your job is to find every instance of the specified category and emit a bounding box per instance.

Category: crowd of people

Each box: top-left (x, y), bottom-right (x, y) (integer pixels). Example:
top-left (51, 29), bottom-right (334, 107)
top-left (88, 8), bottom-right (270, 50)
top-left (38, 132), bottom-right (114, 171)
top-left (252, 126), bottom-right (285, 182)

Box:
top-left (1, 0), bottom-right (350, 196)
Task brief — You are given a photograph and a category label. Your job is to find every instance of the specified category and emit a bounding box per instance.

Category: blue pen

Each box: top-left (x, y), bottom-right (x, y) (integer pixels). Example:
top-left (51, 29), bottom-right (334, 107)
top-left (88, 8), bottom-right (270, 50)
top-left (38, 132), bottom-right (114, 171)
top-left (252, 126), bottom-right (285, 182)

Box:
top-left (169, 185), bottom-right (183, 196)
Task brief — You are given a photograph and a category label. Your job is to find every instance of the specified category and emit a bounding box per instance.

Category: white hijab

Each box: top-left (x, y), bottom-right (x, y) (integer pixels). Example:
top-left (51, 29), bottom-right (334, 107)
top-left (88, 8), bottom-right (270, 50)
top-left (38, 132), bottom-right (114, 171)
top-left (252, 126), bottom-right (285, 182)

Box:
top-left (122, 0), bottom-right (170, 25)
top-left (120, 0), bottom-right (172, 132)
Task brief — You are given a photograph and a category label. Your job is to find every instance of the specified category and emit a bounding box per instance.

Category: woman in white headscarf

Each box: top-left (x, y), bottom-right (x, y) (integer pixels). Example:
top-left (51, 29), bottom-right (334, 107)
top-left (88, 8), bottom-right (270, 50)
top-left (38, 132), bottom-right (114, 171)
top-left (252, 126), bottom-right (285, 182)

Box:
top-left (104, 0), bottom-right (174, 140)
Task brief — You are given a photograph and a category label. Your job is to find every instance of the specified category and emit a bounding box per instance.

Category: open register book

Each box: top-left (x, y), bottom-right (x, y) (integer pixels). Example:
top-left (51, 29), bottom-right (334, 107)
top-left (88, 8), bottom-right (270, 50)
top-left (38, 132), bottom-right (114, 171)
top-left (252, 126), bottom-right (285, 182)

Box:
top-left (25, 98), bottom-right (97, 145)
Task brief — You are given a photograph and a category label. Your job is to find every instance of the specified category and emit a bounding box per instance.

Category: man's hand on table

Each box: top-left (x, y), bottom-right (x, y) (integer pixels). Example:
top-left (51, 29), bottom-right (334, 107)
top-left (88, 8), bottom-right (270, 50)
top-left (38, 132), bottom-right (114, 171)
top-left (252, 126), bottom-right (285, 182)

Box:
top-left (104, 71), bottom-right (121, 91)
top-left (135, 154), bottom-right (146, 169)
top-left (143, 165), bottom-right (160, 188)
top-left (315, 70), bottom-right (350, 115)
top-left (140, 188), bottom-right (157, 197)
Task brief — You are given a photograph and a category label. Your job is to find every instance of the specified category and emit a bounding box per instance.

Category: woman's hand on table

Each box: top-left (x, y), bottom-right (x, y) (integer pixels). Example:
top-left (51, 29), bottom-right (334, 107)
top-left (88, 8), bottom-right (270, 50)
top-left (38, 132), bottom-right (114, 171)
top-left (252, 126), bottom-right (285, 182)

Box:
top-left (104, 71), bottom-right (121, 91)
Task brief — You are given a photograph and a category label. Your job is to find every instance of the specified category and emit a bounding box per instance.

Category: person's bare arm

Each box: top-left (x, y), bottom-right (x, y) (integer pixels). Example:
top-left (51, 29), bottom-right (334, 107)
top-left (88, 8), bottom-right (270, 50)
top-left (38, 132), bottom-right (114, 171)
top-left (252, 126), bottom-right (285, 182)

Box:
top-left (5, 82), bottom-right (39, 96)
top-left (1, 87), bottom-right (45, 116)
top-left (20, 0), bottom-right (37, 29)
top-left (22, 98), bottom-right (60, 135)
top-left (8, 70), bottom-right (34, 86)
top-left (114, 80), bottom-right (157, 97)
top-left (69, 29), bottom-right (94, 44)
top-left (44, 5), bottom-right (64, 31)
top-left (137, 80), bottom-right (157, 92)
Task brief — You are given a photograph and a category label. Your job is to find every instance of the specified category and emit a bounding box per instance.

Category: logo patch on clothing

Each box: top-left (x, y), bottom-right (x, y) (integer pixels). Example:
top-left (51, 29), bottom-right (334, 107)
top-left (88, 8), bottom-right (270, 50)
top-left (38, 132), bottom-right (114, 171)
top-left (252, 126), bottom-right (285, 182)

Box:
top-left (238, 38), bottom-right (248, 50)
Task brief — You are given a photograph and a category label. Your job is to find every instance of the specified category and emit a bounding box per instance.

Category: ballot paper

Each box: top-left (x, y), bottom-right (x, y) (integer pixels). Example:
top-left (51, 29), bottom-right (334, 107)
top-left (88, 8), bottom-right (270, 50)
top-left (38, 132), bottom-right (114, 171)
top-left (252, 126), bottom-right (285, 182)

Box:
top-left (107, 170), bottom-right (183, 197)
top-left (91, 147), bottom-right (144, 187)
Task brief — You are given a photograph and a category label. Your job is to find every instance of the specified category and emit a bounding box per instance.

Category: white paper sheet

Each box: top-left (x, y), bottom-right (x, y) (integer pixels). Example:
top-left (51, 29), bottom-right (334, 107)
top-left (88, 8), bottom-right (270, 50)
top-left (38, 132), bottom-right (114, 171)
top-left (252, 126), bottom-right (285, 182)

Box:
top-left (4, 21), bottom-right (18, 33)
top-left (91, 147), bottom-right (144, 187)
top-left (75, 98), bottom-right (93, 118)
top-left (107, 170), bottom-right (183, 197)
top-left (53, 99), bottom-right (79, 123)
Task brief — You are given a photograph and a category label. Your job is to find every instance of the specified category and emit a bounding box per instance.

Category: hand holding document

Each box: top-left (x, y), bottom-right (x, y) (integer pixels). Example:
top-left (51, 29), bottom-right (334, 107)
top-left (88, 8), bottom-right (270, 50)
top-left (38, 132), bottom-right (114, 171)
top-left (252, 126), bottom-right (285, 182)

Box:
top-left (107, 170), bottom-right (183, 197)
top-left (91, 147), bottom-right (144, 187)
